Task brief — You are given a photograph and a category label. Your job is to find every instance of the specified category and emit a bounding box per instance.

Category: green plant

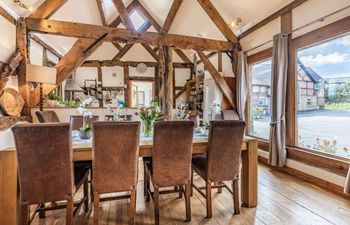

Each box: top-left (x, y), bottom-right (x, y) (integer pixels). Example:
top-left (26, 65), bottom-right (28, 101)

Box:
top-left (138, 101), bottom-right (163, 136)
top-left (48, 91), bottom-right (61, 101)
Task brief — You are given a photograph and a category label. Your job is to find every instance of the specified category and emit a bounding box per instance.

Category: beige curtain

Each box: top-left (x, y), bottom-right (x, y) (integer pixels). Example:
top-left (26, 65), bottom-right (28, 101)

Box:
top-left (345, 168), bottom-right (350, 194)
top-left (269, 34), bottom-right (289, 167)
top-left (236, 51), bottom-right (248, 120)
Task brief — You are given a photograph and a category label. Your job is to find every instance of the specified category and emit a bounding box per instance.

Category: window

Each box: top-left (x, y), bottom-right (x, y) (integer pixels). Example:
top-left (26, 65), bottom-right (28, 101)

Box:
top-left (297, 33), bottom-right (350, 158)
top-left (249, 59), bottom-right (272, 140)
top-left (129, 10), bottom-right (147, 31)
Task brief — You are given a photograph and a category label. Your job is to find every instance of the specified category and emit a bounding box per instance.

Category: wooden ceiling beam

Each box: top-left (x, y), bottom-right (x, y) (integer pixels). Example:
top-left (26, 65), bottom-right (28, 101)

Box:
top-left (136, 2), bottom-right (162, 31)
top-left (112, 42), bottom-right (123, 51)
top-left (26, 19), bottom-right (235, 51)
top-left (29, 0), bottom-right (68, 19)
top-left (29, 33), bottom-right (63, 59)
top-left (142, 43), bottom-right (159, 62)
top-left (174, 49), bottom-right (191, 63)
top-left (112, 43), bottom-right (134, 61)
top-left (197, 0), bottom-right (237, 43)
top-left (112, 0), bottom-right (134, 30)
top-left (0, 49), bottom-right (23, 78)
top-left (55, 37), bottom-right (107, 84)
top-left (161, 0), bottom-right (183, 33)
top-left (96, 0), bottom-right (107, 26)
top-left (0, 6), bottom-right (16, 25)
top-left (197, 51), bottom-right (217, 64)
top-left (109, 0), bottom-right (139, 27)
top-left (81, 60), bottom-right (192, 68)
top-left (239, 0), bottom-right (309, 38)
top-left (196, 50), bottom-right (234, 108)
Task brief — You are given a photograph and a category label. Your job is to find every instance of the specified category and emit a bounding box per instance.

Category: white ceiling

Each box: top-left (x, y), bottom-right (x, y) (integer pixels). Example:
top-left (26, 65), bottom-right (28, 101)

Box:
top-left (1, 0), bottom-right (295, 61)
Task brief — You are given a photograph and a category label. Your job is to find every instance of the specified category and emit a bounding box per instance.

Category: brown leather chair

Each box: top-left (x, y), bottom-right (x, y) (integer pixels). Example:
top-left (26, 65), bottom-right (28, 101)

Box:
top-left (191, 120), bottom-right (246, 218)
top-left (144, 121), bottom-right (195, 225)
top-left (70, 115), bottom-right (99, 130)
top-left (92, 121), bottom-right (140, 225)
top-left (11, 123), bottom-right (90, 225)
top-left (35, 111), bottom-right (60, 123)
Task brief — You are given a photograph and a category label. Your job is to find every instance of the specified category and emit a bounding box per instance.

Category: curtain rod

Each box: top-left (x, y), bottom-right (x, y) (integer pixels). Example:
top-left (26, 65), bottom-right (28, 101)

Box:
top-left (244, 5), bottom-right (350, 54)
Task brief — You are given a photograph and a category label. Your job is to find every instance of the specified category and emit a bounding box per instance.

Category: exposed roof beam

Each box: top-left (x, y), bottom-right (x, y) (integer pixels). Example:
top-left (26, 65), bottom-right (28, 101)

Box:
top-left (29, 34), bottom-right (63, 59)
top-left (197, 0), bottom-right (237, 43)
top-left (161, 0), bottom-right (183, 33)
top-left (238, 0), bottom-right (309, 38)
top-left (174, 49), bottom-right (191, 63)
top-left (112, 43), bottom-right (134, 61)
top-left (96, 0), bottom-right (107, 26)
top-left (196, 50), bottom-right (234, 108)
top-left (55, 37), bottom-right (107, 84)
top-left (136, 2), bottom-right (162, 31)
top-left (81, 60), bottom-right (193, 68)
top-left (29, 0), bottom-right (68, 19)
top-left (0, 49), bottom-right (23, 78)
top-left (109, 0), bottom-right (138, 27)
top-left (26, 19), bottom-right (235, 51)
top-left (112, 42), bottom-right (123, 50)
top-left (112, 0), bottom-right (134, 30)
top-left (141, 43), bottom-right (159, 62)
top-left (197, 51), bottom-right (217, 64)
top-left (0, 6), bottom-right (16, 25)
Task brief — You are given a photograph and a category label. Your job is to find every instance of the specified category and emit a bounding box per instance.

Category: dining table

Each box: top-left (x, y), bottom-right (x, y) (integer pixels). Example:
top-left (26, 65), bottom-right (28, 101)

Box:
top-left (0, 132), bottom-right (258, 225)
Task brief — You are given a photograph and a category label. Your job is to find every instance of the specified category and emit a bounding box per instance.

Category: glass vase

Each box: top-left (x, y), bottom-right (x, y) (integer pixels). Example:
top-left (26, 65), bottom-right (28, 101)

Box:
top-left (143, 119), bottom-right (155, 137)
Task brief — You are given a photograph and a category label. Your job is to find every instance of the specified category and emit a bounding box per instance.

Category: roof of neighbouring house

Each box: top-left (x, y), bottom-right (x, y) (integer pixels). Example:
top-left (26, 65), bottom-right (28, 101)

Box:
top-left (297, 59), bottom-right (323, 83)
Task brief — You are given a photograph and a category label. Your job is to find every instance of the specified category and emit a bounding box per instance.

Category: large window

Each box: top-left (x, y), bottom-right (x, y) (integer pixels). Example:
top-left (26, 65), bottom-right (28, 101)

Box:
top-left (297, 33), bottom-right (350, 158)
top-left (249, 59), bottom-right (272, 140)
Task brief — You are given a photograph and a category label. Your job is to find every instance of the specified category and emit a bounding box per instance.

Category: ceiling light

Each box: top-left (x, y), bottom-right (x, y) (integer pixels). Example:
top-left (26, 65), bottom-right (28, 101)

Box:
top-left (229, 17), bottom-right (242, 28)
top-left (13, 0), bottom-right (34, 12)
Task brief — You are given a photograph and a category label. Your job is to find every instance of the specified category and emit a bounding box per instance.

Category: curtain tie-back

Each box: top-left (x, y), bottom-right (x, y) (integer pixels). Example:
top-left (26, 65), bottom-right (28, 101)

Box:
top-left (270, 115), bottom-right (285, 126)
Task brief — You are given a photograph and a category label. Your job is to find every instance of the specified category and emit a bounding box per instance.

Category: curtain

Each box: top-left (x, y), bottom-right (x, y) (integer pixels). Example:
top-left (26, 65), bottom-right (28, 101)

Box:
top-left (236, 51), bottom-right (248, 121)
top-left (269, 34), bottom-right (289, 167)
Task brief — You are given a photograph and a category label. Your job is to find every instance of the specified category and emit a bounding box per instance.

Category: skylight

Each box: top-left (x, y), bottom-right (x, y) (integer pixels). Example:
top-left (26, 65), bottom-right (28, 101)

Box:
top-left (129, 10), bottom-right (147, 31)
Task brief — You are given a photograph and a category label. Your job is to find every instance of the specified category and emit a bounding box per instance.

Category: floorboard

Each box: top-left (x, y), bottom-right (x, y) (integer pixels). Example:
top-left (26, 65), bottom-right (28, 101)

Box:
top-left (30, 164), bottom-right (350, 225)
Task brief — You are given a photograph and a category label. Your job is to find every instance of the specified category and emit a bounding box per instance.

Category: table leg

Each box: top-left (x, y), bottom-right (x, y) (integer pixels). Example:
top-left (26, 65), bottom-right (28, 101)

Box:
top-left (0, 150), bottom-right (18, 225)
top-left (240, 139), bottom-right (258, 207)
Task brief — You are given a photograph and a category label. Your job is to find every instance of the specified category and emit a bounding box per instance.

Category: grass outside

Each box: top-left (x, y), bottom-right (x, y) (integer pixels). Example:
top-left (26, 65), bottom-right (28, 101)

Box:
top-left (325, 103), bottom-right (350, 110)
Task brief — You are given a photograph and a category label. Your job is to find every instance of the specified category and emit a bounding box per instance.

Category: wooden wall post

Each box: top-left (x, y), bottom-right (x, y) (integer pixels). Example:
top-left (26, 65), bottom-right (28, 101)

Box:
top-left (16, 18), bottom-right (31, 117)
top-left (154, 66), bottom-right (159, 99)
top-left (97, 66), bottom-right (103, 107)
top-left (123, 65), bottom-right (132, 107)
top-left (158, 46), bottom-right (165, 106)
top-left (165, 47), bottom-right (174, 119)
top-left (282, 10), bottom-right (295, 147)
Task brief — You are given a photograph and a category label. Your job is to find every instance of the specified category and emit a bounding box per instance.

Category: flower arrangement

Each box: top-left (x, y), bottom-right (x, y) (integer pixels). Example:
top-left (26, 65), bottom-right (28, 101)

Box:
top-left (138, 100), bottom-right (163, 136)
top-left (108, 105), bottom-right (127, 121)
top-left (77, 98), bottom-right (93, 135)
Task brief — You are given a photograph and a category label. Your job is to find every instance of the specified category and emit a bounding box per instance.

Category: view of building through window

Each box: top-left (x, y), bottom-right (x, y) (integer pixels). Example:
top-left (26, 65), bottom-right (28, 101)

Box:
top-left (297, 33), bottom-right (350, 158)
top-left (249, 59), bottom-right (272, 140)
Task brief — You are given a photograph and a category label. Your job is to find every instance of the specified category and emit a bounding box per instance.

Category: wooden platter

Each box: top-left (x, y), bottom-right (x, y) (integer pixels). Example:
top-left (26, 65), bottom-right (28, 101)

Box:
top-left (0, 88), bottom-right (24, 116)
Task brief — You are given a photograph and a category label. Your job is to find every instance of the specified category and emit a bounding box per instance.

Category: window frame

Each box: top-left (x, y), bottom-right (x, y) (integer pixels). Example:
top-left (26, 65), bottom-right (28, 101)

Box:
top-left (247, 49), bottom-right (273, 141)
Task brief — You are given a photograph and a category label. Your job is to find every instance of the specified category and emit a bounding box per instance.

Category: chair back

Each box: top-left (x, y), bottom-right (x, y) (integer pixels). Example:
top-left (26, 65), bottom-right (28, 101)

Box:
top-left (152, 121), bottom-right (194, 187)
top-left (207, 120), bottom-right (246, 182)
top-left (92, 121), bottom-right (140, 193)
top-left (11, 123), bottom-right (74, 204)
top-left (35, 110), bottom-right (60, 123)
top-left (70, 115), bottom-right (99, 130)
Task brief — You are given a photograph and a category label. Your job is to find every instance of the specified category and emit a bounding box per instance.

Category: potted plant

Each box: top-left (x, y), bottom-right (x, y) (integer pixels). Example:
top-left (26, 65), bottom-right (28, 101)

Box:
top-left (77, 98), bottom-right (93, 139)
top-left (138, 100), bottom-right (163, 136)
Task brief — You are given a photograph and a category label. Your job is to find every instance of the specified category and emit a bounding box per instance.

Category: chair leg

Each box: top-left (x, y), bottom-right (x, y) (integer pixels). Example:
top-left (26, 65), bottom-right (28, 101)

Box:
top-left (190, 169), bottom-right (194, 197)
top-left (93, 192), bottom-right (100, 225)
top-left (206, 181), bottom-right (212, 218)
top-left (129, 188), bottom-right (136, 225)
top-left (66, 197), bottom-right (74, 225)
top-left (20, 203), bottom-right (29, 225)
top-left (179, 185), bottom-right (183, 198)
top-left (38, 203), bottom-right (45, 218)
top-left (143, 163), bottom-right (147, 197)
top-left (233, 178), bottom-right (240, 215)
top-left (84, 177), bottom-right (90, 212)
top-left (145, 169), bottom-right (150, 202)
top-left (185, 184), bottom-right (191, 222)
top-left (154, 186), bottom-right (160, 225)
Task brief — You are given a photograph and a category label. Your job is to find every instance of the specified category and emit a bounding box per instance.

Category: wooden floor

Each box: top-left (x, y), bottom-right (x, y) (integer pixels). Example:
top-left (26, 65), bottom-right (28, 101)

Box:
top-left (30, 164), bottom-right (350, 225)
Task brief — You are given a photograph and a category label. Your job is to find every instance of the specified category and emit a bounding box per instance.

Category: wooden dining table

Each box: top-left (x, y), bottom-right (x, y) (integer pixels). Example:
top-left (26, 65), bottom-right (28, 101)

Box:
top-left (0, 134), bottom-right (258, 225)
